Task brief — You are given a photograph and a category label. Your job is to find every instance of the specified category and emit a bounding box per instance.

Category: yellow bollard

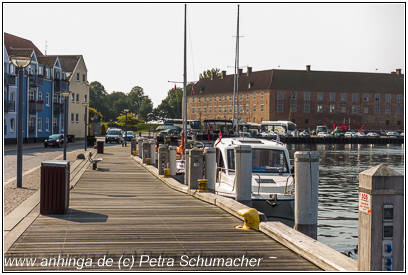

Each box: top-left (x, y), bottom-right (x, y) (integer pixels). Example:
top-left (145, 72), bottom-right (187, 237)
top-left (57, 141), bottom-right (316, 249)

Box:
top-left (146, 158), bottom-right (151, 165)
top-left (235, 208), bottom-right (260, 231)
top-left (197, 179), bottom-right (209, 192)
top-left (164, 168), bottom-right (170, 177)
top-left (132, 150), bottom-right (137, 156)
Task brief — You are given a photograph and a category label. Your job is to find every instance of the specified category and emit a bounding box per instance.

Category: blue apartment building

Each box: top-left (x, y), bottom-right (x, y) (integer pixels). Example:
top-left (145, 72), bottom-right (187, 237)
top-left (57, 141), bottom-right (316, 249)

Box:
top-left (4, 33), bottom-right (69, 143)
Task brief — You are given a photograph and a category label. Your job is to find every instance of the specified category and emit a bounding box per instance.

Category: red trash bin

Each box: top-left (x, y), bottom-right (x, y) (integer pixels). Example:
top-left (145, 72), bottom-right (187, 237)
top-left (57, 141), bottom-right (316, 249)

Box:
top-left (40, 160), bottom-right (70, 215)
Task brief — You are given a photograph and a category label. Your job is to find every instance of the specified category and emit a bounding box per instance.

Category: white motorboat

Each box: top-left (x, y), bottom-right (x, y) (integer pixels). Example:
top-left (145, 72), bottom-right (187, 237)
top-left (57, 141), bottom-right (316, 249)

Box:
top-left (214, 137), bottom-right (294, 221)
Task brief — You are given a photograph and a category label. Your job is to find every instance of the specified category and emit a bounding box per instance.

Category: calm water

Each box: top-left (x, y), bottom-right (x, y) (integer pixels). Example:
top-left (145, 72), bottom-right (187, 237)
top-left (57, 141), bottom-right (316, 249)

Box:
top-left (286, 143), bottom-right (405, 257)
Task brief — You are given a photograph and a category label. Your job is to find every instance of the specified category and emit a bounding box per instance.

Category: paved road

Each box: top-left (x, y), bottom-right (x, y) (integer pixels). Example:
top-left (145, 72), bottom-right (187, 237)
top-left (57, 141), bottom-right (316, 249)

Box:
top-left (3, 141), bottom-right (123, 184)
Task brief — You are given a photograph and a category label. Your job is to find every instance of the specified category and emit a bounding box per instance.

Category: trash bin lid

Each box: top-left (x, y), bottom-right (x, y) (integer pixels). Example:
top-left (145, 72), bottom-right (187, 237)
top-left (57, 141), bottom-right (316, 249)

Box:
top-left (41, 160), bottom-right (69, 167)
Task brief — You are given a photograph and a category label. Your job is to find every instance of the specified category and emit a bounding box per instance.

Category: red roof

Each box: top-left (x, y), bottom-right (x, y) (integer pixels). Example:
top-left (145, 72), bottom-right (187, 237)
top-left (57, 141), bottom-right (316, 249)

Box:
top-left (4, 32), bottom-right (43, 57)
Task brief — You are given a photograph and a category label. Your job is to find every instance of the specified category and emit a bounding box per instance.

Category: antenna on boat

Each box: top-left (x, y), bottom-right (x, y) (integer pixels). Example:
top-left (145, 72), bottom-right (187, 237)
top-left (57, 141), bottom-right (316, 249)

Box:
top-left (182, 4), bottom-right (188, 157)
top-left (232, 4), bottom-right (240, 135)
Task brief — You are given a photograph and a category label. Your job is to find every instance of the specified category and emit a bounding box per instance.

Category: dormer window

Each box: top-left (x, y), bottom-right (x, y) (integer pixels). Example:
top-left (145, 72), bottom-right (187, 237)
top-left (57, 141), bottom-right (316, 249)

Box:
top-left (38, 66), bottom-right (44, 76)
top-left (76, 73), bottom-right (80, 81)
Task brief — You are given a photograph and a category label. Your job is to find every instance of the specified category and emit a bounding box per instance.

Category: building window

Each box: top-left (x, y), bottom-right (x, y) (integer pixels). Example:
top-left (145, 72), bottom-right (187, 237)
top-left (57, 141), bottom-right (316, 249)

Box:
top-left (230, 106), bottom-right (232, 113)
top-left (260, 104), bottom-right (264, 112)
top-left (214, 96), bottom-right (216, 103)
top-left (198, 97), bottom-right (201, 103)
top-left (363, 93), bottom-right (369, 102)
top-left (224, 106), bottom-right (227, 113)
top-left (76, 94), bottom-right (79, 102)
top-left (277, 91), bottom-right (285, 100)
top-left (363, 106), bottom-right (369, 114)
top-left (352, 105), bottom-right (359, 113)
top-left (341, 93), bottom-right (347, 101)
top-left (239, 94), bottom-right (242, 101)
top-left (261, 92), bottom-right (264, 100)
top-left (38, 66), bottom-right (43, 75)
top-left (84, 95), bottom-right (87, 103)
top-left (329, 92), bottom-right (336, 102)
top-left (203, 107), bottom-right (207, 113)
top-left (317, 104), bottom-right (323, 112)
top-left (192, 108), bottom-right (195, 114)
top-left (76, 113), bottom-right (79, 123)
top-left (46, 93), bottom-right (50, 106)
top-left (305, 119), bottom-right (309, 124)
top-left (304, 92), bottom-right (310, 101)
top-left (352, 93), bottom-right (358, 102)
top-left (397, 94), bottom-right (402, 104)
top-left (71, 113), bottom-right (74, 122)
top-left (38, 117), bottom-right (42, 132)
top-left (38, 91), bottom-right (43, 101)
top-left (253, 105), bottom-right (256, 112)
top-left (385, 105), bottom-right (391, 114)
top-left (29, 89), bottom-right (35, 101)
top-left (385, 94), bottom-right (391, 103)
top-left (277, 103), bottom-right (283, 113)
top-left (53, 117), bottom-right (57, 128)
top-left (76, 73), bottom-right (80, 81)
top-left (329, 104), bottom-right (335, 113)
top-left (397, 107), bottom-right (403, 115)
top-left (375, 93), bottom-right (380, 102)
top-left (340, 105), bottom-right (347, 113)
top-left (203, 97), bottom-right (206, 103)
top-left (246, 105), bottom-right (249, 112)
top-left (208, 107), bottom-right (212, 113)
top-left (375, 105), bottom-right (380, 114)
top-left (253, 92), bottom-right (256, 100)
top-left (290, 91), bottom-right (296, 100)
top-left (245, 94), bottom-right (248, 101)
top-left (386, 120), bottom-right (390, 126)
top-left (83, 74), bottom-right (86, 82)
top-left (304, 104), bottom-right (310, 113)
top-left (229, 95), bottom-right (232, 101)
top-left (46, 117), bottom-right (49, 131)
top-left (71, 93), bottom-right (75, 102)
top-left (290, 104), bottom-right (296, 113)
top-left (10, 118), bottom-right (15, 132)
top-left (317, 92), bottom-right (323, 101)
top-left (208, 97), bottom-right (211, 103)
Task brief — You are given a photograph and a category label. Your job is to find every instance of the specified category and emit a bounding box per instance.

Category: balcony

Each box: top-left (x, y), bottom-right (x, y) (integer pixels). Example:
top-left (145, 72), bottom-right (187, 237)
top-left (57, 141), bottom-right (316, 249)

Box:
top-left (29, 75), bottom-right (43, 87)
top-left (4, 101), bottom-right (16, 113)
top-left (54, 79), bottom-right (69, 92)
top-left (4, 73), bottom-right (16, 86)
top-left (53, 103), bottom-right (64, 114)
top-left (36, 101), bottom-right (44, 112)
top-left (29, 101), bottom-right (37, 114)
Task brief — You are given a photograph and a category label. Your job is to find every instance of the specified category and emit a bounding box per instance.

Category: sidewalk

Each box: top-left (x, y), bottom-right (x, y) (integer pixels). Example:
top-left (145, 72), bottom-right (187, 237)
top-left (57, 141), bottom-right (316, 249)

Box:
top-left (4, 140), bottom-right (84, 152)
top-left (4, 146), bottom-right (319, 271)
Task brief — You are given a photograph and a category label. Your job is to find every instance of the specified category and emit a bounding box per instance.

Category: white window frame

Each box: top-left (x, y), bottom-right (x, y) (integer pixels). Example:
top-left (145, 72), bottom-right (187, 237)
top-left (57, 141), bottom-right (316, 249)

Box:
top-left (46, 117), bottom-right (50, 131)
top-left (10, 118), bottom-right (15, 132)
top-left (304, 103), bottom-right (310, 113)
top-left (38, 117), bottom-right (42, 132)
top-left (46, 93), bottom-right (50, 106)
top-left (76, 113), bottom-right (79, 123)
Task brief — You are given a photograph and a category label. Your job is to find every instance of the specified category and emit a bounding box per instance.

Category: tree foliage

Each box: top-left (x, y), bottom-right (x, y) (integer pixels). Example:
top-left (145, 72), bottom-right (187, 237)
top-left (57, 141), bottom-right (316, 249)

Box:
top-left (199, 68), bottom-right (221, 80)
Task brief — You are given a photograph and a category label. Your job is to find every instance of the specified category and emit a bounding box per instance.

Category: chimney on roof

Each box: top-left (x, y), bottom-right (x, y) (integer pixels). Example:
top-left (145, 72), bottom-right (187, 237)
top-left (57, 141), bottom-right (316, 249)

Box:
top-left (221, 70), bottom-right (226, 79)
top-left (396, 68), bottom-right (402, 75)
top-left (306, 65), bottom-right (311, 72)
top-left (238, 68), bottom-right (243, 75)
top-left (247, 66), bottom-right (252, 77)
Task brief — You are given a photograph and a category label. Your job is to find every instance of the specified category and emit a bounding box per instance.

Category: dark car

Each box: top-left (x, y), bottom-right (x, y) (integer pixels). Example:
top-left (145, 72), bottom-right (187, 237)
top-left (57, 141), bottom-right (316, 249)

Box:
top-left (44, 134), bottom-right (64, 148)
top-left (122, 131), bottom-right (135, 141)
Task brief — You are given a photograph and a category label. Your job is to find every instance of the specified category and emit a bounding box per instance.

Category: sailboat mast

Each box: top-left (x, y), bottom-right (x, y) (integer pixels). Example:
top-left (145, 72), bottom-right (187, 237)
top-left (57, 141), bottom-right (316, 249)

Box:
top-left (232, 5), bottom-right (240, 133)
top-left (183, 4), bottom-right (187, 155)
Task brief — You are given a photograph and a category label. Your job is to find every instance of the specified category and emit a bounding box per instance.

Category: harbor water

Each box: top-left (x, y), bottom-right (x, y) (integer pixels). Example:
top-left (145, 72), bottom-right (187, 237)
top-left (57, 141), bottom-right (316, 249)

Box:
top-left (287, 143), bottom-right (404, 258)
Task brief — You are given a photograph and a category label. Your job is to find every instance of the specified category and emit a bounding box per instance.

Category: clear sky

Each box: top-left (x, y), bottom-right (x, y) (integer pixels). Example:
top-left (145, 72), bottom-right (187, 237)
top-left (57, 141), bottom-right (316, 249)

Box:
top-left (4, 2), bottom-right (405, 107)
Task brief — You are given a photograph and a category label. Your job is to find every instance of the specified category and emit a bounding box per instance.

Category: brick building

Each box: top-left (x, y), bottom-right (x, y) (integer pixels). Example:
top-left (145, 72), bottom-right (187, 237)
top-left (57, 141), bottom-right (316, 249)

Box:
top-left (187, 66), bottom-right (404, 130)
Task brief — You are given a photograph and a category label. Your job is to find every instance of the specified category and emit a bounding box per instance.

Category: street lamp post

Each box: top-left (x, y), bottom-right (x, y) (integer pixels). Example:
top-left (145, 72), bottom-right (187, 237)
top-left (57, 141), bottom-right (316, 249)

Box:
top-left (83, 103), bottom-right (88, 151)
top-left (61, 91), bottom-right (71, 160)
top-left (123, 109), bottom-right (129, 147)
top-left (10, 54), bottom-right (32, 188)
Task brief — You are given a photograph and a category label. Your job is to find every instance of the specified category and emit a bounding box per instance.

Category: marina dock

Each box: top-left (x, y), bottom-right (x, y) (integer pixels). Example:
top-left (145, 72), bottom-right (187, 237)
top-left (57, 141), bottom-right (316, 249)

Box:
top-left (4, 146), bottom-right (321, 271)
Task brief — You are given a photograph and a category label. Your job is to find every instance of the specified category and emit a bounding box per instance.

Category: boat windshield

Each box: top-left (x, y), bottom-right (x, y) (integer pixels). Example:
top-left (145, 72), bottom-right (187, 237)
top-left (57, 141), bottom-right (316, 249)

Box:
top-left (227, 148), bottom-right (289, 173)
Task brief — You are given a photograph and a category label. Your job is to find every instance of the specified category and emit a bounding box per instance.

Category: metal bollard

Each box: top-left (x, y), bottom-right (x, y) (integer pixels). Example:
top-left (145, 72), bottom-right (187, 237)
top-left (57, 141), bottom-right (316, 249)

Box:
top-left (183, 149), bottom-right (190, 186)
top-left (294, 151), bottom-right (319, 239)
top-left (137, 138), bottom-right (145, 158)
top-left (234, 145), bottom-right (252, 205)
top-left (131, 139), bottom-right (137, 155)
top-left (158, 144), bottom-right (169, 175)
top-left (197, 179), bottom-right (208, 192)
top-left (188, 148), bottom-right (203, 191)
top-left (169, 146), bottom-right (177, 176)
top-left (204, 147), bottom-right (216, 192)
top-left (142, 141), bottom-right (151, 164)
top-left (149, 140), bottom-right (156, 166)
top-left (358, 164), bottom-right (403, 271)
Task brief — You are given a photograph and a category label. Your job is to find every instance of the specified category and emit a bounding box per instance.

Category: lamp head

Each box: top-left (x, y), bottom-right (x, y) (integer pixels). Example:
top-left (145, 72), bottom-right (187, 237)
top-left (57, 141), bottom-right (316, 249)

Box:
top-left (10, 56), bottom-right (31, 68)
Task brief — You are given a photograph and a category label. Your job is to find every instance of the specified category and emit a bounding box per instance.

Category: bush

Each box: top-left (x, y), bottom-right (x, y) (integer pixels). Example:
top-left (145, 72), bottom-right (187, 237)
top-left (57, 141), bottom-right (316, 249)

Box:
top-left (101, 124), bottom-right (107, 135)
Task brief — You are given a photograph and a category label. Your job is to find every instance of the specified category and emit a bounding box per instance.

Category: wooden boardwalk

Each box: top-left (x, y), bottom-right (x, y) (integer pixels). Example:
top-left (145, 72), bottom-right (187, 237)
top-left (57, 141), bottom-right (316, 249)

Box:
top-left (5, 146), bottom-right (320, 271)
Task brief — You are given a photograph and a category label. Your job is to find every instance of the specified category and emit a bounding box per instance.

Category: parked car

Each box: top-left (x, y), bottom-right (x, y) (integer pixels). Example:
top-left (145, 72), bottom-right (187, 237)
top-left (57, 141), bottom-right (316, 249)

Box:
top-left (105, 128), bottom-right (124, 144)
top-left (386, 131), bottom-right (400, 138)
top-left (366, 132), bottom-right (380, 137)
top-left (122, 131), bottom-right (135, 141)
top-left (159, 127), bottom-right (182, 137)
top-left (332, 130), bottom-right (345, 138)
top-left (345, 131), bottom-right (358, 138)
top-left (44, 134), bottom-right (64, 148)
top-left (317, 132), bottom-right (332, 138)
top-left (356, 132), bottom-right (366, 137)
top-left (299, 130), bottom-right (310, 137)
top-left (259, 131), bottom-right (277, 138)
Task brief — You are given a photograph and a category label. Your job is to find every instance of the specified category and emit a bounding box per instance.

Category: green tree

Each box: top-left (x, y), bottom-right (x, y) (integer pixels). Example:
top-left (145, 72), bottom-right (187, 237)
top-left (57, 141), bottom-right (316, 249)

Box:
top-left (199, 68), bottom-right (221, 79)
top-left (89, 81), bottom-right (109, 118)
